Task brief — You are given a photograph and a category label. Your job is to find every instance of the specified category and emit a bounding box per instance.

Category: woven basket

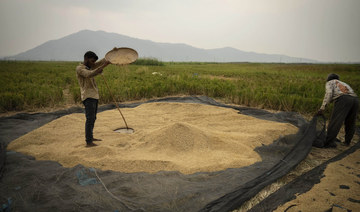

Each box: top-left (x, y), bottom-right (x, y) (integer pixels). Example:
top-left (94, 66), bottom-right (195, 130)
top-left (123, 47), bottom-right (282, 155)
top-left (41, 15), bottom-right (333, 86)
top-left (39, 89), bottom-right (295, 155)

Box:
top-left (105, 47), bottom-right (138, 65)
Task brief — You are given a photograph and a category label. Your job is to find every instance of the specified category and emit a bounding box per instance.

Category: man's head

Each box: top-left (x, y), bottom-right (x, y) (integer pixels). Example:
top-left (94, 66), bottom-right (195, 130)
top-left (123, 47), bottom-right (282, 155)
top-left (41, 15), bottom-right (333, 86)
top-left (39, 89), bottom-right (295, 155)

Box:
top-left (84, 51), bottom-right (98, 68)
top-left (327, 73), bottom-right (340, 82)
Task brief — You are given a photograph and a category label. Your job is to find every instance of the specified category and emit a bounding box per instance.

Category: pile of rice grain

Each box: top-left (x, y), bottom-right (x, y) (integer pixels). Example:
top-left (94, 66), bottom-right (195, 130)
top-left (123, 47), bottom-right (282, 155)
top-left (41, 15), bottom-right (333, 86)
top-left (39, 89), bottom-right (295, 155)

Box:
top-left (8, 102), bottom-right (298, 174)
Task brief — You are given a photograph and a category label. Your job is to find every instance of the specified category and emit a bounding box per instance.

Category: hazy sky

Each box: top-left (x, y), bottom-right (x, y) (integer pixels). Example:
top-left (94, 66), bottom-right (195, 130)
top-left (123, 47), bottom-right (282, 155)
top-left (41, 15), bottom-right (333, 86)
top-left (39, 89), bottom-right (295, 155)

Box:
top-left (1, 0), bottom-right (359, 62)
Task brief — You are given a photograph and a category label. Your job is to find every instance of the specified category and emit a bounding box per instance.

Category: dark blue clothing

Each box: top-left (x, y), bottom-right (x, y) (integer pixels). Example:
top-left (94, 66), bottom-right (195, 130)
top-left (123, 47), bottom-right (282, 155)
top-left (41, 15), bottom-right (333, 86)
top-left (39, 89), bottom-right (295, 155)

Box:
top-left (326, 95), bottom-right (359, 146)
top-left (83, 98), bottom-right (98, 144)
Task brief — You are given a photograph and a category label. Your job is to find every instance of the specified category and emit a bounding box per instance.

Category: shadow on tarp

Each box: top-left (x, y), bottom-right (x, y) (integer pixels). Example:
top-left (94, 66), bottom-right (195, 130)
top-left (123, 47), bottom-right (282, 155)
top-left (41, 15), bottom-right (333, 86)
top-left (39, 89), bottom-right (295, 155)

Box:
top-left (0, 96), bottom-right (321, 212)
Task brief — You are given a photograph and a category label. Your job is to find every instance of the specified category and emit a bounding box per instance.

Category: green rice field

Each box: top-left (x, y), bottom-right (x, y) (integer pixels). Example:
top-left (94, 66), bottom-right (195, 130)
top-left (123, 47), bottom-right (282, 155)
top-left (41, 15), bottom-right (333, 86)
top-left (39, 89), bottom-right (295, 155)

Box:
top-left (1, 60), bottom-right (359, 120)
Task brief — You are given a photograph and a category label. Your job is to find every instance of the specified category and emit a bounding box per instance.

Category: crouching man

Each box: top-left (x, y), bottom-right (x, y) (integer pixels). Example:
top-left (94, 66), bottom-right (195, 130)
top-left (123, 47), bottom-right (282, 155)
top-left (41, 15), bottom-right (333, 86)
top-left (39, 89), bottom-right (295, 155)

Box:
top-left (317, 73), bottom-right (358, 148)
top-left (76, 51), bottom-right (110, 147)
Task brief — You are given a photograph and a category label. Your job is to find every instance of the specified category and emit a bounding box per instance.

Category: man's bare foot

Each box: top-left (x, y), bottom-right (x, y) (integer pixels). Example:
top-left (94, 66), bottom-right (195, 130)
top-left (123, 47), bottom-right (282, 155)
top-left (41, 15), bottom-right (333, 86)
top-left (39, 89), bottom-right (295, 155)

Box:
top-left (93, 138), bottom-right (102, 142)
top-left (86, 142), bottom-right (98, 147)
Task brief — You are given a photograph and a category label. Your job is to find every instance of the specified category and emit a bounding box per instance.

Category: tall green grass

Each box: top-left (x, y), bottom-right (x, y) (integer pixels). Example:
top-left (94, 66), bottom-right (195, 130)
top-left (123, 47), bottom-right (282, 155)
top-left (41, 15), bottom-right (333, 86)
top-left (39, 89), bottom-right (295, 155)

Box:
top-left (1, 61), bottom-right (359, 118)
top-left (0, 61), bottom-right (77, 111)
top-left (132, 57), bottom-right (165, 66)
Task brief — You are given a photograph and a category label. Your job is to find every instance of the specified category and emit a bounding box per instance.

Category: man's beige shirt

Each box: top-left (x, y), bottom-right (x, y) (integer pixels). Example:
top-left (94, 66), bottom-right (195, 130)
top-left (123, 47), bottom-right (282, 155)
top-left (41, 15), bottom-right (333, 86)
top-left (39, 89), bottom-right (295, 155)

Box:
top-left (76, 58), bottom-right (106, 101)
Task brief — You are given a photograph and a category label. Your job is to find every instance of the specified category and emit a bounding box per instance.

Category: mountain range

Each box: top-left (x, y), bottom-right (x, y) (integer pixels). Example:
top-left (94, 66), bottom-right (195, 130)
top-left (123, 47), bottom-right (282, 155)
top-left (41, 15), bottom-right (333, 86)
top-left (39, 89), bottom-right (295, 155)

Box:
top-left (5, 30), bottom-right (317, 63)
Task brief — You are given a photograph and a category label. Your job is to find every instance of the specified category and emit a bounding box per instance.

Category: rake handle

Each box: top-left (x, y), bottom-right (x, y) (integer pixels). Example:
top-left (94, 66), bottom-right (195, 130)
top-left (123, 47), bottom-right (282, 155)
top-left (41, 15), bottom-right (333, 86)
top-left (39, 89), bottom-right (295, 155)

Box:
top-left (101, 74), bottom-right (129, 129)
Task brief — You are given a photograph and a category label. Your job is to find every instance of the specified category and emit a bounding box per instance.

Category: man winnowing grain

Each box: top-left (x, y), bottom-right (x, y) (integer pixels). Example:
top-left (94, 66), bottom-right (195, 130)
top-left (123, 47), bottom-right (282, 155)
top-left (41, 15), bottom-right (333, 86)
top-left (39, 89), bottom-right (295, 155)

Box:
top-left (76, 51), bottom-right (110, 147)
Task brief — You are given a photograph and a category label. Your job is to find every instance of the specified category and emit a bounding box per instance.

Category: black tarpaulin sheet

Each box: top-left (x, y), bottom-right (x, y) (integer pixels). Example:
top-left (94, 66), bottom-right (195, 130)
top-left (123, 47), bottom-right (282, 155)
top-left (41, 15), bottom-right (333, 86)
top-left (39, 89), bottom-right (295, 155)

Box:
top-left (0, 96), bottom-right (320, 212)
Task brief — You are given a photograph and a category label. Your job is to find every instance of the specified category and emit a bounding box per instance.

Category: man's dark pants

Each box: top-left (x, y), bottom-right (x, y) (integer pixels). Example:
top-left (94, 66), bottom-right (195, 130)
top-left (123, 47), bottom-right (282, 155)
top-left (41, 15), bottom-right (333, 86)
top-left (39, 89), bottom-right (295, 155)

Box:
top-left (83, 98), bottom-right (98, 144)
top-left (326, 95), bottom-right (359, 146)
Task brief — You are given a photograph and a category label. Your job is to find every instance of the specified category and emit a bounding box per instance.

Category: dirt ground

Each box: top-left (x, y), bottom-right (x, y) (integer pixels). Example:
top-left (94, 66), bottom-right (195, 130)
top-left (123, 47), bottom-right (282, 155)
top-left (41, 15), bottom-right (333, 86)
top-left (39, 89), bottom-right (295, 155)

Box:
top-left (275, 147), bottom-right (360, 212)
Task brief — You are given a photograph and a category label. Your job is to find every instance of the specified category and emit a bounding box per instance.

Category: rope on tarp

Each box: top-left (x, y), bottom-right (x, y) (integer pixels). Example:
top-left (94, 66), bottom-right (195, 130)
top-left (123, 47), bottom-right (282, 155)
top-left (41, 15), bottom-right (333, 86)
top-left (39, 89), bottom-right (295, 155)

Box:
top-left (93, 168), bottom-right (142, 212)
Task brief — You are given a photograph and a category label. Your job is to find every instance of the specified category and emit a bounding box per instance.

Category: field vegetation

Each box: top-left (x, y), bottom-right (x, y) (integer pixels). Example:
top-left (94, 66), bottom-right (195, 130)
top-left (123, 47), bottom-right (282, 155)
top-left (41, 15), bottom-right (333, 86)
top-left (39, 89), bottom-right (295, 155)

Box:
top-left (1, 60), bottom-right (359, 119)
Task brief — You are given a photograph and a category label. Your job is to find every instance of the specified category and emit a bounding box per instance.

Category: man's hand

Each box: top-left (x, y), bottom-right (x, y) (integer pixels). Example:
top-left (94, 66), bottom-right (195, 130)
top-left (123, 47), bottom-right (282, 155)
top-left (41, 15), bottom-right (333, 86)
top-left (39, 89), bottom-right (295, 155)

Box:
top-left (95, 60), bottom-right (110, 75)
top-left (104, 59), bottom-right (111, 66)
top-left (100, 59), bottom-right (111, 70)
